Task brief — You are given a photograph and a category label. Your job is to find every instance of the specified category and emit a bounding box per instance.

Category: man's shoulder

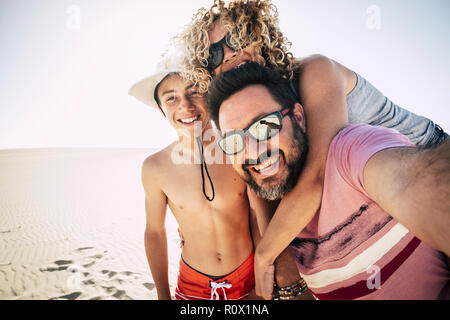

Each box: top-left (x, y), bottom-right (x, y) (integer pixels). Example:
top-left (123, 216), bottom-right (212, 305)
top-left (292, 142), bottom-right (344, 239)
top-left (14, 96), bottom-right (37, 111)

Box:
top-left (328, 124), bottom-right (412, 171)
top-left (332, 124), bottom-right (409, 146)
top-left (336, 123), bottom-right (387, 136)
top-left (325, 124), bottom-right (413, 187)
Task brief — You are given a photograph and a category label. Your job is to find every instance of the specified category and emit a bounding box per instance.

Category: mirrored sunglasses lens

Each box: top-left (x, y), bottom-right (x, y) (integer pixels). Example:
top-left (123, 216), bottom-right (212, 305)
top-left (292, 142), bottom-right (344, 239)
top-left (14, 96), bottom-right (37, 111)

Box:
top-left (248, 115), bottom-right (281, 141)
top-left (208, 45), bottom-right (223, 70)
top-left (219, 134), bottom-right (244, 155)
top-left (225, 33), bottom-right (240, 51)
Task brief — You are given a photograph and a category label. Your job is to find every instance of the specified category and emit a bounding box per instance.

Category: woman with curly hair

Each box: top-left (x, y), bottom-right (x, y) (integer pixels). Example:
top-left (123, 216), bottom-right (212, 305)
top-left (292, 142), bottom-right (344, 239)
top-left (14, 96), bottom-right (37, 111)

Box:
top-left (175, 0), bottom-right (448, 299)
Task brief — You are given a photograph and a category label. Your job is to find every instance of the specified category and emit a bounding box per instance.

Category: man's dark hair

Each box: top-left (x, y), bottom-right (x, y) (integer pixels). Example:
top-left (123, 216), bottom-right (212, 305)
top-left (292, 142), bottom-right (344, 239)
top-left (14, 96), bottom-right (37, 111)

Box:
top-left (206, 62), bottom-right (300, 128)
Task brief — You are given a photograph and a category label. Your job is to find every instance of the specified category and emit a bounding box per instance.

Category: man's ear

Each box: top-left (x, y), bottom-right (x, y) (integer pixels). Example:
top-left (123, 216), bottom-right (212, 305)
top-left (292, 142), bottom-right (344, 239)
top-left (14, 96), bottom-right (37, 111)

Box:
top-left (292, 102), bottom-right (306, 128)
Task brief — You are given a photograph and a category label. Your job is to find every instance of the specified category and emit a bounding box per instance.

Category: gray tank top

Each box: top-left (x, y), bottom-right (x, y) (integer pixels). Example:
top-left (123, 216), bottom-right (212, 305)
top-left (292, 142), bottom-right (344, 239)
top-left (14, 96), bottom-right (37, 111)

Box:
top-left (291, 72), bottom-right (444, 146)
top-left (346, 73), bottom-right (438, 146)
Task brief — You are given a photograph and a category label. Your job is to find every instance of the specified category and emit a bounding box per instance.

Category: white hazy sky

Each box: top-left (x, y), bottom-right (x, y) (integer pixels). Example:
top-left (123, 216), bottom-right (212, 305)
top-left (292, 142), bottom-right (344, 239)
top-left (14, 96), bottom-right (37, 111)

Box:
top-left (1, 0), bottom-right (449, 149)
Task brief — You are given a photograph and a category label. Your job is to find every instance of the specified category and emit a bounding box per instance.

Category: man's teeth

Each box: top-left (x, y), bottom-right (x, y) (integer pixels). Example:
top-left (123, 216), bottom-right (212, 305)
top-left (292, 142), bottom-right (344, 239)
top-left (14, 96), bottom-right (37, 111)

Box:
top-left (253, 157), bottom-right (279, 172)
top-left (179, 116), bottom-right (198, 124)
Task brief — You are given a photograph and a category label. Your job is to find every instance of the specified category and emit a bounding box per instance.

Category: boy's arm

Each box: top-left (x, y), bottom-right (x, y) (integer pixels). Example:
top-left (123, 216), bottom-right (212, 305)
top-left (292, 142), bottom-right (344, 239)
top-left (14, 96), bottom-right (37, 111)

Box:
top-left (364, 139), bottom-right (450, 256)
top-left (246, 186), bottom-right (269, 300)
top-left (142, 157), bottom-right (171, 300)
top-left (254, 55), bottom-right (349, 299)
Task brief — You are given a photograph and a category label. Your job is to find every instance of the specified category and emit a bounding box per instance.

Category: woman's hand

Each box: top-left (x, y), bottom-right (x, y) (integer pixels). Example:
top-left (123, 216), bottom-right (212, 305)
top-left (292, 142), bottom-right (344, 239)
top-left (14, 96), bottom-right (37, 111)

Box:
top-left (254, 252), bottom-right (275, 300)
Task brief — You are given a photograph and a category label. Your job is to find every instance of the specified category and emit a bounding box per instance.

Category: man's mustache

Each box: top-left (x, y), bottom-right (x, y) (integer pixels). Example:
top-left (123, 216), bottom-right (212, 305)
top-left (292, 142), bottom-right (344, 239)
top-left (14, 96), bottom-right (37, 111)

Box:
top-left (242, 149), bottom-right (280, 170)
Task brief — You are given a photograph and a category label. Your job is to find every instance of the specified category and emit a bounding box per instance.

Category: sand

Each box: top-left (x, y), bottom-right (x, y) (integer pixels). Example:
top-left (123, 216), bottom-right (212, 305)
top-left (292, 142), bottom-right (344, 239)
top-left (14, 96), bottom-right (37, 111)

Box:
top-left (0, 148), bottom-right (181, 300)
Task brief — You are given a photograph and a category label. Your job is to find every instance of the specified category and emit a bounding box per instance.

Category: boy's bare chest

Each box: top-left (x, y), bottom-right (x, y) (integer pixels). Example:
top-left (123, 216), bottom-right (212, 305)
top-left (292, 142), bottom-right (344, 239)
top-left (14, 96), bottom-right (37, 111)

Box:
top-left (160, 162), bottom-right (247, 212)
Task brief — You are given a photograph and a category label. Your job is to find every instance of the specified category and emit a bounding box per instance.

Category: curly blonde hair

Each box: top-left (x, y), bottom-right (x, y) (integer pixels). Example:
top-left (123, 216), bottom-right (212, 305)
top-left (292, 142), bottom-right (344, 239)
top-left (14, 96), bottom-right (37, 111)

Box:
top-left (175, 0), bottom-right (295, 94)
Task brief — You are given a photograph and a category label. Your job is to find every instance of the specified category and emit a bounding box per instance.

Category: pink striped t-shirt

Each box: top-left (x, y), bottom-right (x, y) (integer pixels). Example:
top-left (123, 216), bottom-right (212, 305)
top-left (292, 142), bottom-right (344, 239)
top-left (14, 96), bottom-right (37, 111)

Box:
top-left (289, 124), bottom-right (449, 300)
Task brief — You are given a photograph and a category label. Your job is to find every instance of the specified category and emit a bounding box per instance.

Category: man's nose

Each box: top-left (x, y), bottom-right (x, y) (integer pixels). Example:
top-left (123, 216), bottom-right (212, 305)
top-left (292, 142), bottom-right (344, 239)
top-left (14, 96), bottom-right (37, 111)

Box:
top-left (243, 136), bottom-right (269, 165)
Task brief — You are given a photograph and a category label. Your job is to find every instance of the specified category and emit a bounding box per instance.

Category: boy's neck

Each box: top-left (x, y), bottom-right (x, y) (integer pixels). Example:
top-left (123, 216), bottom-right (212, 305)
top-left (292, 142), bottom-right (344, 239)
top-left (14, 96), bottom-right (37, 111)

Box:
top-left (177, 122), bottom-right (215, 155)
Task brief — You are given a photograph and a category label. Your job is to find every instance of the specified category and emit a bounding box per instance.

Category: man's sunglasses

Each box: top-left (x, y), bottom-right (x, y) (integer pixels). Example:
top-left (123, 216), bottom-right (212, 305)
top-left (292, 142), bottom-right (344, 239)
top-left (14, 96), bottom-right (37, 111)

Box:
top-left (207, 29), bottom-right (251, 71)
top-left (218, 107), bottom-right (292, 155)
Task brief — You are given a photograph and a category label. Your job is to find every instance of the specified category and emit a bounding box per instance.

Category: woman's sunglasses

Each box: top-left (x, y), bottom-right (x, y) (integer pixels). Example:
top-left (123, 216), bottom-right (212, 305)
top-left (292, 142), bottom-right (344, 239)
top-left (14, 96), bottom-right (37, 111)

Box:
top-left (206, 29), bottom-right (251, 71)
top-left (218, 107), bottom-right (292, 155)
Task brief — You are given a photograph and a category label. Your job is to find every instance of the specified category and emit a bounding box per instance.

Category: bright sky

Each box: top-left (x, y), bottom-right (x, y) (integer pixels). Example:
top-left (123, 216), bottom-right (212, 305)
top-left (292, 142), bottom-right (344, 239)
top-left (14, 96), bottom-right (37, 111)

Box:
top-left (1, 0), bottom-right (449, 149)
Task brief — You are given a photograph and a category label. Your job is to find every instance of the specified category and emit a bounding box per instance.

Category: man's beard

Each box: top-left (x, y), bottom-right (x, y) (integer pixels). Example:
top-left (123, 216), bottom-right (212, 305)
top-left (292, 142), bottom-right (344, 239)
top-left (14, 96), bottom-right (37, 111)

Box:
top-left (242, 117), bottom-right (309, 200)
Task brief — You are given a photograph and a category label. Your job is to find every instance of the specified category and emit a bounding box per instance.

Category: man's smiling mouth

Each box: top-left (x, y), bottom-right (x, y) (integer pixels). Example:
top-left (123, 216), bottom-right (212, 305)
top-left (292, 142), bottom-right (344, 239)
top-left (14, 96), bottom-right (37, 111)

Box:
top-left (245, 153), bottom-right (282, 177)
top-left (252, 156), bottom-right (279, 173)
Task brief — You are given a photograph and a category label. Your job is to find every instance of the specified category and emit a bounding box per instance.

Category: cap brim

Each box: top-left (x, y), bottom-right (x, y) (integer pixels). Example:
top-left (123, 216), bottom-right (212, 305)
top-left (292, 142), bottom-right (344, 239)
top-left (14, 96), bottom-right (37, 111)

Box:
top-left (128, 69), bottom-right (179, 108)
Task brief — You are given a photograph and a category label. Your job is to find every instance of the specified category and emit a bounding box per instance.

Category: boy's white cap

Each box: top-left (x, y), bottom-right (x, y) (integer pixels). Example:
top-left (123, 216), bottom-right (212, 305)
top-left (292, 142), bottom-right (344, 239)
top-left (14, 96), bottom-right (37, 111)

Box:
top-left (128, 50), bottom-right (183, 109)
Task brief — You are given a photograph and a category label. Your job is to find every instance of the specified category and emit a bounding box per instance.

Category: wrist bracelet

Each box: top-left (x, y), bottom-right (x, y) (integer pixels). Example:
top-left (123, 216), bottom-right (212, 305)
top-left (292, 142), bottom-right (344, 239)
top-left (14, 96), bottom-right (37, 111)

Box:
top-left (273, 278), bottom-right (308, 300)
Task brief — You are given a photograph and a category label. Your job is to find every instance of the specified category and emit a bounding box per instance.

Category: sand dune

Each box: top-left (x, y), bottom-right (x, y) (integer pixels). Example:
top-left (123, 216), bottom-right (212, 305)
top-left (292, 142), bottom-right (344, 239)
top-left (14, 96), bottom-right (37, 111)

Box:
top-left (0, 148), bottom-right (181, 300)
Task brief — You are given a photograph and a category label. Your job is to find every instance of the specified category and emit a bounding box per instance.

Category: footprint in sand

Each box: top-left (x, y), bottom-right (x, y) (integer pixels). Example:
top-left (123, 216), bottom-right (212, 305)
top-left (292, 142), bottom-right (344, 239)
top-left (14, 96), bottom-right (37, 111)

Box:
top-left (89, 254), bottom-right (104, 260)
top-left (51, 291), bottom-right (82, 300)
top-left (0, 226), bottom-right (21, 234)
top-left (112, 290), bottom-right (130, 299)
top-left (40, 258), bottom-right (78, 272)
top-left (40, 265), bottom-right (69, 272)
top-left (100, 286), bottom-right (132, 300)
top-left (142, 283), bottom-right (155, 291)
top-left (75, 247), bottom-right (94, 252)
top-left (83, 261), bottom-right (95, 268)
top-left (101, 270), bottom-right (117, 278)
top-left (54, 260), bottom-right (73, 266)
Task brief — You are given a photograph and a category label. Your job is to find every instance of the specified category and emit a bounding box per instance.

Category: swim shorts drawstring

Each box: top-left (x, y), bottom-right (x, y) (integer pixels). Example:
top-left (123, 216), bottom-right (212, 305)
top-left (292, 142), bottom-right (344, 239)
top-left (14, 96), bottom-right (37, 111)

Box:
top-left (210, 281), bottom-right (232, 300)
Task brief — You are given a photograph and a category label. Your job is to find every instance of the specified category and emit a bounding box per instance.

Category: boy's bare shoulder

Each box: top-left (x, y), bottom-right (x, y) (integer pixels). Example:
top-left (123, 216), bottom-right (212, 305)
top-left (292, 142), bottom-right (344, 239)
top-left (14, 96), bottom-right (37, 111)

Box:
top-left (142, 143), bottom-right (177, 181)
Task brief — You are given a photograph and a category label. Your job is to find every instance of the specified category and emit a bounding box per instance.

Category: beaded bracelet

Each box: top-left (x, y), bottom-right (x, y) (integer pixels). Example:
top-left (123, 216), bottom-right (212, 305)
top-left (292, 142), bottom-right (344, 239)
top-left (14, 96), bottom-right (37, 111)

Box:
top-left (273, 278), bottom-right (308, 300)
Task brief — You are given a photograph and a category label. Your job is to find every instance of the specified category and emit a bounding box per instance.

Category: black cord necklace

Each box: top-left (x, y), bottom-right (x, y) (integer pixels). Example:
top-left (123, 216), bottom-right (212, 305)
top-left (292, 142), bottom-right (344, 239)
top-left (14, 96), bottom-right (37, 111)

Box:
top-left (196, 136), bottom-right (215, 202)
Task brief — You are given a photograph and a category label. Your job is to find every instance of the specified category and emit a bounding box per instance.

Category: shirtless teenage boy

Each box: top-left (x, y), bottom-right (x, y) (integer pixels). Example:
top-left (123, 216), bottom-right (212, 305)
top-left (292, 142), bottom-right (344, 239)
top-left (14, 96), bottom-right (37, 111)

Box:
top-left (128, 59), bottom-right (260, 300)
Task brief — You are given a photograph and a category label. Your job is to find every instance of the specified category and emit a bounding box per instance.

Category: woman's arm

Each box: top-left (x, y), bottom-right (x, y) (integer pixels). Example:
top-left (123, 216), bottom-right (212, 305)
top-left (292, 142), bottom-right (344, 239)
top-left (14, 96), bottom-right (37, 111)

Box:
top-left (254, 55), bottom-right (352, 297)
